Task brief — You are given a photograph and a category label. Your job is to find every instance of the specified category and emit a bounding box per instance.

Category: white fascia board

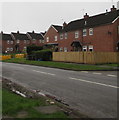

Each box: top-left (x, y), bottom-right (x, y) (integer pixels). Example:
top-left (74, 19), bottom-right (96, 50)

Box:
top-left (112, 16), bottom-right (119, 23)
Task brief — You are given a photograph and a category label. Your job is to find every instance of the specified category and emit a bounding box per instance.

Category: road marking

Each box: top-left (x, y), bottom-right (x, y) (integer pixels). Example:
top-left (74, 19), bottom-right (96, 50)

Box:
top-left (107, 74), bottom-right (117, 77)
top-left (93, 72), bottom-right (102, 75)
top-left (33, 70), bottom-right (55, 76)
top-left (69, 77), bottom-right (119, 89)
top-left (81, 71), bottom-right (88, 73)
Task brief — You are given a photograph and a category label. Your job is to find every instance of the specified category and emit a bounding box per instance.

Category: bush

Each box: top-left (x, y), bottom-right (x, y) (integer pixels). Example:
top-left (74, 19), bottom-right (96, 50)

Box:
top-left (32, 49), bottom-right (52, 61)
top-left (27, 45), bottom-right (43, 55)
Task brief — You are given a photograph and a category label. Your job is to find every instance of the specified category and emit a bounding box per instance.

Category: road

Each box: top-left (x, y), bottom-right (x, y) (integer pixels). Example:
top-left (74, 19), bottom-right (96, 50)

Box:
top-left (1, 62), bottom-right (118, 118)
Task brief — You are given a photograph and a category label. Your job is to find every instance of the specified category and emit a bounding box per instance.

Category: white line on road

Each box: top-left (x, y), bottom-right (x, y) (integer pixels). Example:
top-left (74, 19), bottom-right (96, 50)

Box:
top-left (81, 71), bottom-right (88, 73)
top-left (107, 74), bottom-right (117, 77)
top-left (69, 77), bottom-right (118, 89)
top-left (33, 70), bottom-right (55, 76)
top-left (93, 72), bottom-right (102, 75)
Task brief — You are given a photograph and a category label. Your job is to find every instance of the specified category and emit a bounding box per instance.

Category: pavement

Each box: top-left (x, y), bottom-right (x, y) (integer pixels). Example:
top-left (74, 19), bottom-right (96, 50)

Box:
top-left (1, 62), bottom-right (118, 118)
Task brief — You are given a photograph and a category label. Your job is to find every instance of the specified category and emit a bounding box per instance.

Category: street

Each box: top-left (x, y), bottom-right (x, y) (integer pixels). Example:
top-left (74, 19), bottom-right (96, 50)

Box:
top-left (1, 62), bottom-right (118, 118)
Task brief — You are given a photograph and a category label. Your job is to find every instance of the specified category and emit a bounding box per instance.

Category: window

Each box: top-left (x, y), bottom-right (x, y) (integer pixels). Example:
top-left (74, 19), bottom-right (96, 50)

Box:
top-left (83, 46), bottom-right (87, 51)
top-left (10, 48), bottom-right (13, 51)
top-left (75, 31), bottom-right (79, 38)
top-left (27, 40), bottom-right (30, 44)
top-left (24, 46), bottom-right (26, 50)
top-left (60, 47), bottom-right (63, 52)
top-left (7, 48), bottom-right (9, 51)
top-left (64, 47), bottom-right (68, 52)
top-left (33, 39), bottom-right (36, 43)
top-left (24, 40), bottom-right (27, 44)
top-left (89, 45), bottom-right (93, 51)
top-left (83, 29), bottom-right (87, 36)
top-left (54, 36), bottom-right (57, 41)
top-left (46, 37), bottom-right (49, 42)
top-left (39, 40), bottom-right (42, 43)
top-left (89, 28), bottom-right (93, 35)
top-left (17, 40), bottom-right (20, 43)
top-left (60, 34), bottom-right (63, 40)
top-left (11, 41), bottom-right (13, 44)
top-left (7, 40), bottom-right (10, 44)
top-left (42, 40), bottom-right (44, 43)
top-left (64, 33), bottom-right (68, 39)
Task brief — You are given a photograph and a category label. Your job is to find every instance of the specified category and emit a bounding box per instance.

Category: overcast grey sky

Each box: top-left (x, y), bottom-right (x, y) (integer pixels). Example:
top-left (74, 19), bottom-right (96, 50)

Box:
top-left (1, 1), bottom-right (118, 33)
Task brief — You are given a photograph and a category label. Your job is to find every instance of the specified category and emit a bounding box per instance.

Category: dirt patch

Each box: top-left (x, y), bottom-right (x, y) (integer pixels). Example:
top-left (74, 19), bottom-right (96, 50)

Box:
top-left (35, 105), bottom-right (61, 114)
top-left (17, 111), bottom-right (28, 118)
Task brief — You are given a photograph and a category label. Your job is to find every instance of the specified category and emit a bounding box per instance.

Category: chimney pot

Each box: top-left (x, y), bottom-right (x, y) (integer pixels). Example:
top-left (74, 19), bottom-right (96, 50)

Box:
top-left (17, 31), bottom-right (19, 34)
top-left (111, 5), bottom-right (117, 12)
top-left (84, 13), bottom-right (89, 19)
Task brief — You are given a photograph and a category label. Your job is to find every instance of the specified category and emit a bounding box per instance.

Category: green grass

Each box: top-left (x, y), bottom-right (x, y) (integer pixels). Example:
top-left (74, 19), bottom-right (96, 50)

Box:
top-left (2, 88), bottom-right (68, 119)
top-left (2, 58), bottom-right (115, 71)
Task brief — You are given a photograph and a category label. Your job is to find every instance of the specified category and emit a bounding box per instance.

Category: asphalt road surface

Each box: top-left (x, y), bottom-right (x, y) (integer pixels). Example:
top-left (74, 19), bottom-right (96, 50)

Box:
top-left (1, 62), bottom-right (118, 118)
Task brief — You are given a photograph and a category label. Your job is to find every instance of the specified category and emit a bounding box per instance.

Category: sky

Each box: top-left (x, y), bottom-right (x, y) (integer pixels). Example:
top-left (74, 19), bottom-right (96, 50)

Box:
top-left (0, 0), bottom-right (118, 33)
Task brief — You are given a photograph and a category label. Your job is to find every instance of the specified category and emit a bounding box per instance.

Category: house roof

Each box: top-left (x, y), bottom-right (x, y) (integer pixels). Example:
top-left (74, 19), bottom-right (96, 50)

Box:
top-left (12, 32), bottom-right (29, 40)
top-left (0, 33), bottom-right (13, 40)
top-left (52, 25), bottom-right (62, 32)
top-left (62, 10), bottom-right (119, 32)
top-left (27, 32), bottom-right (44, 40)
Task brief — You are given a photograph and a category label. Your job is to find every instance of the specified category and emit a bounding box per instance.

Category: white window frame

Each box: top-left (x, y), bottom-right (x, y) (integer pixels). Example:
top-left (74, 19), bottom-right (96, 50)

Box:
top-left (46, 37), bottom-right (49, 42)
top-left (24, 40), bottom-right (27, 44)
top-left (54, 36), bottom-right (58, 41)
top-left (10, 48), bottom-right (13, 51)
top-left (27, 40), bottom-right (30, 44)
top-left (83, 46), bottom-right (87, 51)
top-left (75, 31), bottom-right (79, 38)
top-left (7, 48), bottom-right (9, 51)
top-left (64, 47), bottom-right (68, 52)
top-left (7, 40), bottom-right (10, 44)
top-left (89, 45), bottom-right (93, 51)
top-left (32, 39), bottom-right (36, 43)
top-left (89, 28), bottom-right (93, 35)
top-left (64, 33), bottom-right (68, 39)
top-left (24, 46), bottom-right (26, 50)
top-left (17, 40), bottom-right (20, 43)
top-left (83, 29), bottom-right (87, 36)
top-left (60, 47), bottom-right (63, 52)
top-left (60, 34), bottom-right (63, 40)
top-left (11, 41), bottom-right (13, 44)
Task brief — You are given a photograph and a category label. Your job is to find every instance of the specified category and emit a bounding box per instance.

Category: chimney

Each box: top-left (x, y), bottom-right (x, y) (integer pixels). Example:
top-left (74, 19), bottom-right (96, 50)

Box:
top-left (17, 31), bottom-right (19, 34)
top-left (62, 22), bottom-right (67, 29)
top-left (32, 30), bottom-right (35, 33)
top-left (84, 13), bottom-right (89, 19)
top-left (110, 5), bottom-right (117, 12)
top-left (1, 31), bottom-right (3, 34)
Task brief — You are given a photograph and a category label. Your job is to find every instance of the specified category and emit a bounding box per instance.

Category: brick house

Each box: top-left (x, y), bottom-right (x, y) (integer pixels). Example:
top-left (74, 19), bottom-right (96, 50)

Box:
top-left (27, 31), bottom-right (45, 47)
top-left (44, 25), bottom-right (62, 51)
top-left (45, 6), bottom-right (119, 52)
top-left (0, 32), bottom-right (14, 53)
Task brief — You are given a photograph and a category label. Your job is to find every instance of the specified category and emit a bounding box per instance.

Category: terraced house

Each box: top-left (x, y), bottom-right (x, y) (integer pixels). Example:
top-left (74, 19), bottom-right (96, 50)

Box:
top-left (44, 5), bottom-right (119, 52)
top-left (0, 31), bottom-right (45, 53)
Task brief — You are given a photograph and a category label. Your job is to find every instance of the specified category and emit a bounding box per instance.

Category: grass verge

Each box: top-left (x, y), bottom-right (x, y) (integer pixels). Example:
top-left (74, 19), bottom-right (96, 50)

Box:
top-left (2, 88), bottom-right (68, 119)
top-left (2, 58), bottom-right (116, 71)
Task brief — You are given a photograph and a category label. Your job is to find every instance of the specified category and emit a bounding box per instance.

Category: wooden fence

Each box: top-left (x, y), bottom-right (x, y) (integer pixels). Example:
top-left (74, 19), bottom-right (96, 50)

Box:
top-left (53, 52), bottom-right (119, 64)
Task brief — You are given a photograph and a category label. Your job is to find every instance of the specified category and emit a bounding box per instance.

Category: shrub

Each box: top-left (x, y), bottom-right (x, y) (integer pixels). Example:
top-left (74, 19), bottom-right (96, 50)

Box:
top-left (27, 45), bottom-right (43, 55)
top-left (32, 49), bottom-right (52, 61)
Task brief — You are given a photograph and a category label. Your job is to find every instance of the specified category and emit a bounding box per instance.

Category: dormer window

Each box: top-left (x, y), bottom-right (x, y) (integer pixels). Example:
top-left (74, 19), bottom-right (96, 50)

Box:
top-left (89, 28), bottom-right (93, 35)
top-left (75, 31), bottom-right (79, 38)
top-left (83, 29), bottom-right (87, 36)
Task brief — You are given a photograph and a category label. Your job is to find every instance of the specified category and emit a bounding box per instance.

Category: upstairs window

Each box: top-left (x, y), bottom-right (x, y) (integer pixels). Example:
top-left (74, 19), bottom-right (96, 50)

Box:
top-left (11, 41), bottom-right (13, 44)
top-left (17, 40), bottom-right (20, 43)
top-left (32, 39), bottom-right (36, 43)
top-left (24, 40), bottom-right (27, 44)
top-left (83, 29), bottom-right (87, 36)
top-left (89, 28), bottom-right (93, 35)
top-left (46, 37), bottom-right (49, 42)
top-left (54, 36), bottom-right (58, 41)
top-left (64, 33), bottom-right (68, 39)
top-left (75, 31), bottom-right (79, 38)
top-left (7, 40), bottom-right (10, 44)
top-left (60, 34), bottom-right (63, 40)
